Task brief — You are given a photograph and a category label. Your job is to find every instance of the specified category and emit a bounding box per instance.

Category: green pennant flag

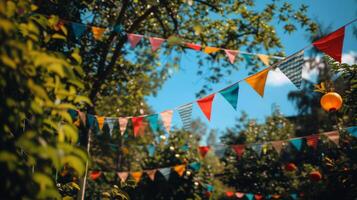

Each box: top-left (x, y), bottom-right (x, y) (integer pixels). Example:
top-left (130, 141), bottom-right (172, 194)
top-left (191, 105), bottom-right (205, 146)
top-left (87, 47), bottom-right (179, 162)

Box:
top-left (219, 83), bottom-right (239, 110)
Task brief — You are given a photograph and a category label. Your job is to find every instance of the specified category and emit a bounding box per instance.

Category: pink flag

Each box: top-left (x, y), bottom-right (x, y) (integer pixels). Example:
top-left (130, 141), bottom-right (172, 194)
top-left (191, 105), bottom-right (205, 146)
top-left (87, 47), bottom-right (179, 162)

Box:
top-left (271, 141), bottom-right (284, 154)
top-left (118, 117), bottom-right (128, 135)
top-left (235, 192), bottom-right (245, 198)
top-left (324, 131), bottom-right (340, 146)
top-left (145, 169), bottom-right (157, 181)
top-left (160, 110), bottom-right (173, 133)
top-left (149, 37), bottom-right (165, 51)
top-left (185, 42), bottom-right (201, 51)
top-left (127, 33), bottom-right (143, 48)
top-left (224, 50), bottom-right (239, 64)
top-left (312, 27), bottom-right (345, 63)
top-left (77, 111), bottom-right (86, 126)
top-left (117, 172), bottom-right (129, 182)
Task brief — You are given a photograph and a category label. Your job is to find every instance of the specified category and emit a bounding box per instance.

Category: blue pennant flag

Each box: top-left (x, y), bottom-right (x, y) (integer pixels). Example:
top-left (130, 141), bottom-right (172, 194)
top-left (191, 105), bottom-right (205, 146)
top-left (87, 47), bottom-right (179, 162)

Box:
top-left (246, 193), bottom-right (254, 200)
top-left (290, 138), bottom-right (302, 151)
top-left (347, 126), bottom-right (357, 137)
top-left (159, 167), bottom-right (171, 181)
top-left (81, 10), bottom-right (94, 23)
top-left (243, 54), bottom-right (253, 65)
top-left (251, 144), bottom-right (262, 156)
top-left (206, 184), bottom-right (214, 192)
top-left (177, 103), bottom-right (193, 130)
top-left (105, 118), bottom-right (115, 136)
top-left (290, 193), bottom-right (298, 200)
top-left (277, 50), bottom-right (304, 88)
top-left (189, 162), bottom-right (201, 171)
top-left (146, 114), bottom-right (159, 132)
top-left (147, 144), bottom-right (155, 157)
top-left (71, 22), bottom-right (87, 40)
top-left (219, 83), bottom-right (239, 110)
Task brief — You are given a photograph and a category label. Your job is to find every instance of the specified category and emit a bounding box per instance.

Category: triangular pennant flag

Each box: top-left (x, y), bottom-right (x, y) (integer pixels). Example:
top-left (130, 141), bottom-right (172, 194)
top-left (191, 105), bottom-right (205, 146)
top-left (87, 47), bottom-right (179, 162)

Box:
top-left (132, 116), bottom-right (145, 137)
top-left (251, 144), bottom-right (262, 156)
top-left (106, 119), bottom-right (115, 136)
top-left (91, 26), bottom-right (106, 40)
top-left (198, 146), bottom-right (210, 158)
top-left (254, 194), bottom-right (263, 200)
top-left (127, 33), bottom-right (143, 48)
top-left (113, 24), bottom-right (124, 34)
top-left (313, 27), bottom-right (345, 62)
top-left (71, 22), bottom-right (86, 39)
top-left (220, 83), bottom-right (239, 110)
top-left (235, 192), bottom-right (245, 198)
top-left (146, 114), bottom-right (159, 132)
top-left (145, 169), bottom-right (157, 181)
top-left (81, 11), bottom-right (94, 23)
top-left (290, 193), bottom-right (298, 200)
top-left (306, 135), bottom-right (319, 149)
top-left (131, 171), bottom-right (142, 183)
top-left (206, 184), bottom-right (214, 192)
top-left (324, 131), bottom-right (340, 145)
top-left (178, 103), bottom-right (193, 130)
top-left (197, 94), bottom-right (215, 121)
top-left (68, 109), bottom-right (78, 121)
top-left (242, 54), bottom-right (253, 65)
top-left (347, 126), bottom-right (357, 137)
top-left (147, 144), bottom-right (155, 157)
top-left (118, 117), bottom-right (129, 135)
top-left (271, 141), bottom-right (285, 154)
top-left (173, 164), bottom-right (186, 177)
top-left (117, 172), bottom-right (129, 182)
top-left (290, 138), bottom-right (302, 151)
top-left (232, 145), bottom-right (245, 158)
top-left (245, 68), bottom-right (270, 97)
top-left (149, 37), bottom-right (165, 51)
top-left (78, 111), bottom-right (86, 126)
top-left (180, 144), bottom-right (189, 151)
top-left (226, 191), bottom-right (234, 197)
top-left (87, 114), bottom-right (96, 128)
top-left (160, 110), bottom-right (173, 133)
top-left (185, 42), bottom-right (201, 51)
top-left (159, 167), bottom-right (171, 181)
top-left (90, 171), bottom-right (101, 181)
top-left (246, 193), bottom-right (254, 200)
top-left (225, 49), bottom-right (239, 64)
top-left (277, 50), bottom-right (305, 88)
top-left (189, 162), bottom-right (201, 171)
top-left (96, 116), bottom-right (105, 130)
top-left (204, 46), bottom-right (220, 54)
top-left (257, 54), bottom-right (270, 67)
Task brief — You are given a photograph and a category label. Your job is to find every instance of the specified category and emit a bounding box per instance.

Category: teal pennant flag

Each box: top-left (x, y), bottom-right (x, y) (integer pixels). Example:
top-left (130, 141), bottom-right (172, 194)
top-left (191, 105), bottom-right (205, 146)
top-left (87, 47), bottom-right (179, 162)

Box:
top-left (87, 115), bottom-right (96, 128)
top-left (146, 114), bottom-right (159, 132)
top-left (206, 184), bottom-right (214, 192)
top-left (220, 83), bottom-right (239, 110)
top-left (246, 193), bottom-right (254, 200)
top-left (147, 144), bottom-right (155, 157)
top-left (243, 54), bottom-right (253, 65)
top-left (290, 193), bottom-right (298, 200)
top-left (68, 109), bottom-right (78, 121)
top-left (290, 138), bottom-right (302, 151)
top-left (347, 126), bottom-right (357, 137)
top-left (189, 162), bottom-right (201, 171)
top-left (159, 167), bottom-right (171, 181)
top-left (71, 22), bottom-right (87, 40)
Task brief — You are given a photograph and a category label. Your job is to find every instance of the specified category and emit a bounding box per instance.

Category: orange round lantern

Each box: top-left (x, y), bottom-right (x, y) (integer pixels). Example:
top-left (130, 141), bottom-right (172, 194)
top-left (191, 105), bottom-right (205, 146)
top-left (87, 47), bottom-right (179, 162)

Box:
top-left (320, 92), bottom-right (343, 112)
top-left (309, 170), bottom-right (322, 181)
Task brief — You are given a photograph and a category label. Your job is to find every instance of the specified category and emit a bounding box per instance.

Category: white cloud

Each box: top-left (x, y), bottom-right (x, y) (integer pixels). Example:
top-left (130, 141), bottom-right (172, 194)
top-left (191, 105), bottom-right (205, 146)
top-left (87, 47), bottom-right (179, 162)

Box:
top-left (342, 51), bottom-right (357, 65)
top-left (266, 68), bottom-right (291, 86)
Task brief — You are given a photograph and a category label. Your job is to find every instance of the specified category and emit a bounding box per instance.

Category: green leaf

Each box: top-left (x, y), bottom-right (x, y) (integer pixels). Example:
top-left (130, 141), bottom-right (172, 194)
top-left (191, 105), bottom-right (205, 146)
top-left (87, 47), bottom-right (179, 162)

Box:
top-left (52, 33), bottom-right (67, 41)
top-left (62, 155), bottom-right (85, 175)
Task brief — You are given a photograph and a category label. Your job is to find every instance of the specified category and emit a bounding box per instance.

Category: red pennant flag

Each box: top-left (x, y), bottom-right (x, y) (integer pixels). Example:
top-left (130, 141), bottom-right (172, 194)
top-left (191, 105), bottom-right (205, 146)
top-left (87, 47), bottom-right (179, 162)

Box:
top-left (132, 116), bottom-right (144, 137)
top-left (312, 27), bottom-right (345, 62)
top-left (225, 50), bottom-right (239, 64)
top-left (127, 33), bottom-right (143, 48)
top-left (232, 145), bottom-right (245, 158)
top-left (226, 191), bottom-right (234, 197)
top-left (185, 42), bottom-right (201, 51)
top-left (149, 37), bottom-right (165, 51)
top-left (198, 146), bottom-right (210, 158)
top-left (306, 135), bottom-right (319, 149)
top-left (90, 171), bottom-right (101, 181)
top-left (197, 94), bottom-right (215, 121)
top-left (235, 192), bottom-right (245, 198)
top-left (254, 194), bottom-right (263, 200)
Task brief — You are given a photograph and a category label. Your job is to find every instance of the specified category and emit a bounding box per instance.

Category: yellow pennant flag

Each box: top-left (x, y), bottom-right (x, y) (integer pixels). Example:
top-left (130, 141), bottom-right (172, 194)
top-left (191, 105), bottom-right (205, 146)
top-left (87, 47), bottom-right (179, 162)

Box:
top-left (257, 54), bottom-right (270, 67)
top-left (204, 46), bottom-right (220, 54)
top-left (245, 68), bottom-right (270, 97)
top-left (96, 116), bottom-right (105, 130)
top-left (173, 164), bottom-right (186, 177)
top-left (92, 26), bottom-right (106, 40)
top-left (131, 172), bottom-right (142, 183)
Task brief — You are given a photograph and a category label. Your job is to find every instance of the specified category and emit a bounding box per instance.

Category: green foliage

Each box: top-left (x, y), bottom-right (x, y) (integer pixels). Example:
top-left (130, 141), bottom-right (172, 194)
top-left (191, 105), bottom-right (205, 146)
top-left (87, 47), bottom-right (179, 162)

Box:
top-left (0, 0), bottom-right (89, 198)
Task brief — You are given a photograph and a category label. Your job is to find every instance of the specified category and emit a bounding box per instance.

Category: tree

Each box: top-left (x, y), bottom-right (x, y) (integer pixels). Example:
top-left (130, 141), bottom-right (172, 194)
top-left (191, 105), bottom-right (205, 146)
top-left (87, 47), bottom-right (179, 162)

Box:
top-left (0, 0), bottom-right (89, 198)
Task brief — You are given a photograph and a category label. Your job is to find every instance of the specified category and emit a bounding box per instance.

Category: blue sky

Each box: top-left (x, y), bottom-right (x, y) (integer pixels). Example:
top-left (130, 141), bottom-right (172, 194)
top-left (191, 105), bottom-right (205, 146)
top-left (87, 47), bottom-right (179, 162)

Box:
top-left (146, 0), bottom-right (357, 140)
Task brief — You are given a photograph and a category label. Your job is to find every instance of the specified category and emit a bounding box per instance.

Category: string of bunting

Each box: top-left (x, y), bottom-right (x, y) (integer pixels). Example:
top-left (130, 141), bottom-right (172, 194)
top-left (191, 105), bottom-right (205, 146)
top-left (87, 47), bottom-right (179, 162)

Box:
top-left (222, 190), bottom-right (299, 200)
top-left (88, 162), bottom-right (201, 184)
top-left (68, 18), bottom-right (356, 136)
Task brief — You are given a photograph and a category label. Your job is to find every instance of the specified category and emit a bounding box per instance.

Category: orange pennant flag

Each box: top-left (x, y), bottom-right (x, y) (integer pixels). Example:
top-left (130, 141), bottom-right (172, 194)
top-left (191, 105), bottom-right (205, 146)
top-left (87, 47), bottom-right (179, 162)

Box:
top-left (96, 116), bottom-right (105, 130)
top-left (173, 164), bottom-right (186, 177)
top-left (92, 26), bottom-right (106, 40)
top-left (131, 171), bottom-right (143, 183)
top-left (257, 54), bottom-right (270, 67)
top-left (145, 169), bottom-right (157, 181)
top-left (204, 46), bottom-right (220, 54)
top-left (245, 68), bottom-right (270, 97)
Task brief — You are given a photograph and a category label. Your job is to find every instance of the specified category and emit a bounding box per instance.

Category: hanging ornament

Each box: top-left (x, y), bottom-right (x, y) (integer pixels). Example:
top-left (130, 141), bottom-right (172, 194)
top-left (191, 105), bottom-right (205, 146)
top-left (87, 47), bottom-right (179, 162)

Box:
top-left (285, 163), bottom-right (297, 172)
top-left (309, 170), bottom-right (322, 181)
top-left (320, 92), bottom-right (343, 112)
